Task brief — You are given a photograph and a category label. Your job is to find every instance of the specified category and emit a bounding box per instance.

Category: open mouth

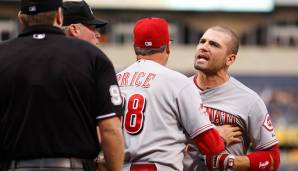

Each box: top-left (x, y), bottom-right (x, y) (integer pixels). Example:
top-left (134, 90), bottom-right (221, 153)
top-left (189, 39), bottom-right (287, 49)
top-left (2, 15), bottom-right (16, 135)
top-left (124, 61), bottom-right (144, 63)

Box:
top-left (196, 54), bottom-right (209, 61)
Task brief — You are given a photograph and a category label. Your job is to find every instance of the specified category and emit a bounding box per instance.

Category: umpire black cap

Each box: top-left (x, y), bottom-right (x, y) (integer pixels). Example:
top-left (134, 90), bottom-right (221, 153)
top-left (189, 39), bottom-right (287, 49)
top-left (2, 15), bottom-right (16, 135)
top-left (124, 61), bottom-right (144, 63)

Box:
top-left (20, 0), bottom-right (62, 15)
top-left (62, 1), bottom-right (108, 28)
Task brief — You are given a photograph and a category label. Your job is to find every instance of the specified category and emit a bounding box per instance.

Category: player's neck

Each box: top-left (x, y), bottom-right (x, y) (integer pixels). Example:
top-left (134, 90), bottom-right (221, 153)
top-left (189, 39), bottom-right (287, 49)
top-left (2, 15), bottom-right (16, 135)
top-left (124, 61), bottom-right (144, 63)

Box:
top-left (195, 71), bottom-right (229, 90)
top-left (136, 53), bottom-right (168, 66)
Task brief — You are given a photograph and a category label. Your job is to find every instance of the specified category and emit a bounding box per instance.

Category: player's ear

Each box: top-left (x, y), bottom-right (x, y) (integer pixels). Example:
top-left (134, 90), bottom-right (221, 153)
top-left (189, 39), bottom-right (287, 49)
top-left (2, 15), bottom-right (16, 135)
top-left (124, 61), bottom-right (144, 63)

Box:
top-left (226, 54), bottom-right (236, 67)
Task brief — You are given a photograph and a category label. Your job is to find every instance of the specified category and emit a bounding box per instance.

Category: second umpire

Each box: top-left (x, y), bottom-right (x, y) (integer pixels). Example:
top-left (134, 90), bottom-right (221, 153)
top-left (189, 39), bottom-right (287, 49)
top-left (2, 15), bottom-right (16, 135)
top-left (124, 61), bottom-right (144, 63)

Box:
top-left (0, 0), bottom-right (124, 171)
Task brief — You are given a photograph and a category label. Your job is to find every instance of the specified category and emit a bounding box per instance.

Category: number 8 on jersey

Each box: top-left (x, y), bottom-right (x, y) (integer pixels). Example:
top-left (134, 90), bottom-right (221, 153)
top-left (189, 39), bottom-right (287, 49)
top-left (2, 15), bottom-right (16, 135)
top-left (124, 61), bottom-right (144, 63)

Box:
top-left (124, 93), bottom-right (146, 135)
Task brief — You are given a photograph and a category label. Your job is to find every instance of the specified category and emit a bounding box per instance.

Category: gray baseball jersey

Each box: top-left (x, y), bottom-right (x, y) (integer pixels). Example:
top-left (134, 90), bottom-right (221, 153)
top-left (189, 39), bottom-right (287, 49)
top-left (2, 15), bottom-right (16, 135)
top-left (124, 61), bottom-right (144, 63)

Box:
top-left (183, 76), bottom-right (278, 171)
top-left (117, 60), bottom-right (213, 171)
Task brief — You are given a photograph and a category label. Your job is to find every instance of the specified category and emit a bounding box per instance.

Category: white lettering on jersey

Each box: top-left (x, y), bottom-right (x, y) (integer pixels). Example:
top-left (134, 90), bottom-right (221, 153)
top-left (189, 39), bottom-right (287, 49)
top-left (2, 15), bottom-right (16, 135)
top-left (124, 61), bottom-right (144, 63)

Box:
top-left (262, 113), bottom-right (273, 131)
top-left (259, 161), bottom-right (269, 169)
top-left (116, 72), bottom-right (156, 88)
top-left (109, 85), bottom-right (122, 105)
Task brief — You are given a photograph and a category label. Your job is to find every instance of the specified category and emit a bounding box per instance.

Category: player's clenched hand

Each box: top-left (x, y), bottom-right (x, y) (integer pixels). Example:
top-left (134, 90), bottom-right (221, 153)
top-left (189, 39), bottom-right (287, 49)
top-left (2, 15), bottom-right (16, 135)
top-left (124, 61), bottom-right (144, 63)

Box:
top-left (216, 124), bottom-right (242, 146)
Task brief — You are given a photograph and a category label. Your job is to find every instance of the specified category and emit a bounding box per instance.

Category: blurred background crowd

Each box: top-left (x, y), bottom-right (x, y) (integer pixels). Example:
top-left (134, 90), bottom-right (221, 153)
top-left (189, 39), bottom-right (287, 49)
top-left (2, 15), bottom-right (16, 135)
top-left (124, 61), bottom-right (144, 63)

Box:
top-left (0, 0), bottom-right (297, 170)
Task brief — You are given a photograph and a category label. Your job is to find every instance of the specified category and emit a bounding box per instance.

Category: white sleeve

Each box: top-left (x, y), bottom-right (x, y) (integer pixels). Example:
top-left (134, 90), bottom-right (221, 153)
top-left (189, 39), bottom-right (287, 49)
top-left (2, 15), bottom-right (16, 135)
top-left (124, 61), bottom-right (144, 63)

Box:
top-left (176, 83), bottom-right (214, 139)
top-left (248, 98), bottom-right (279, 150)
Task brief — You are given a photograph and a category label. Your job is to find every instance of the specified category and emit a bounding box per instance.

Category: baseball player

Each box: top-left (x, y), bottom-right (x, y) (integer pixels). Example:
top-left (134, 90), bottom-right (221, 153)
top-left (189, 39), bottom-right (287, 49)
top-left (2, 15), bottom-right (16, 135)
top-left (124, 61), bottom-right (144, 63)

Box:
top-left (184, 26), bottom-right (280, 171)
top-left (117, 18), bottom-right (227, 171)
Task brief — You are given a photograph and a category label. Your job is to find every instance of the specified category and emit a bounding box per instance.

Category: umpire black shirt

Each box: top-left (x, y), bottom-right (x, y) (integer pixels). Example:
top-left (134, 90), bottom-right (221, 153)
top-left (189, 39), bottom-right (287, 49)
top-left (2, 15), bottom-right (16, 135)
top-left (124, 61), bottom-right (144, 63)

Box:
top-left (0, 25), bottom-right (122, 161)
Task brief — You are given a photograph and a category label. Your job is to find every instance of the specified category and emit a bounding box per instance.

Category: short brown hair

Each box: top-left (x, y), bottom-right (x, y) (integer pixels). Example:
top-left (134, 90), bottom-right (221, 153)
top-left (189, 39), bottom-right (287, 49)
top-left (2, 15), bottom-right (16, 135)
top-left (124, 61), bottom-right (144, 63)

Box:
top-left (209, 26), bottom-right (239, 55)
top-left (19, 11), bottom-right (57, 27)
top-left (134, 45), bottom-right (167, 56)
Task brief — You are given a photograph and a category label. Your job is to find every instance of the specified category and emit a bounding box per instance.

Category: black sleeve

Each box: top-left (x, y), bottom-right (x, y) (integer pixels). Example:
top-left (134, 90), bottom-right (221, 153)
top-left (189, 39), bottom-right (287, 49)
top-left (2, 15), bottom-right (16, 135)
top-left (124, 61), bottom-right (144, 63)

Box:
top-left (94, 51), bottom-right (123, 120)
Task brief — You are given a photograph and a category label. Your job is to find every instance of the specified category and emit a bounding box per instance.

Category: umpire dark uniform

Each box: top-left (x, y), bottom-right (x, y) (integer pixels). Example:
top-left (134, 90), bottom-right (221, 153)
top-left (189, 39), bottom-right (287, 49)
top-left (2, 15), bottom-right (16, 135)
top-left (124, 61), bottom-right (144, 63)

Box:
top-left (0, 0), bottom-right (123, 171)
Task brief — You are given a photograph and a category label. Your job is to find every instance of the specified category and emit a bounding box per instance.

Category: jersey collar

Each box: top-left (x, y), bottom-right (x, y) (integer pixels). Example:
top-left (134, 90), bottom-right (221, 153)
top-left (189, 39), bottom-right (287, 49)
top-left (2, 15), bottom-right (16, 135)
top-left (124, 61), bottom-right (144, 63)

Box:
top-left (18, 25), bottom-right (65, 38)
top-left (193, 74), bottom-right (204, 92)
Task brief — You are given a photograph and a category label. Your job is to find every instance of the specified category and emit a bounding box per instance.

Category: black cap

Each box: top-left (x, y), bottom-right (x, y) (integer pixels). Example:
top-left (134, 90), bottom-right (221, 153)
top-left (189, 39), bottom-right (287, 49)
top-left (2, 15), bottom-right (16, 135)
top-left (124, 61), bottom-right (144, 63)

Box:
top-left (62, 1), bottom-right (108, 28)
top-left (20, 0), bottom-right (62, 15)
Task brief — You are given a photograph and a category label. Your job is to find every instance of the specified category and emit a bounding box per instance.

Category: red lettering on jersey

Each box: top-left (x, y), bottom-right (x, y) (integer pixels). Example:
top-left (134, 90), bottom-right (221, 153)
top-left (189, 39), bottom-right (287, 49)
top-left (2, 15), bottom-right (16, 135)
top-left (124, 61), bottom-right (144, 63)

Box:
top-left (262, 113), bottom-right (274, 131)
top-left (142, 73), bottom-right (156, 88)
top-left (121, 72), bottom-right (130, 86)
top-left (232, 115), bottom-right (236, 125)
top-left (205, 107), bottom-right (213, 121)
top-left (129, 72), bottom-right (139, 86)
top-left (135, 72), bottom-right (145, 86)
top-left (203, 106), bottom-right (242, 127)
top-left (220, 112), bottom-right (225, 123)
top-left (228, 114), bottom-right (233, 124)
top-left (200, 103), bottom-right (204, 109)
top-left (224, 112), bottom-right (229, 123)
top-left (118, 72), bottom-right (156, 88)
top-left (214, 110), bottom-right (221, 125)
top-left (116, 74), bottom-right (122, 84)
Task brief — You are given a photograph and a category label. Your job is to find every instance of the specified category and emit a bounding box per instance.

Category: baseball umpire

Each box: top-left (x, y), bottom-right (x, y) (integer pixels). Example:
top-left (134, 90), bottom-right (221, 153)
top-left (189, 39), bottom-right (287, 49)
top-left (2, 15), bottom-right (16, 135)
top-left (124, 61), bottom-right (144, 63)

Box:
top-left (184, 26), bottom-right (280, 171)
top-left (0, 0), bottom-right (124, 171)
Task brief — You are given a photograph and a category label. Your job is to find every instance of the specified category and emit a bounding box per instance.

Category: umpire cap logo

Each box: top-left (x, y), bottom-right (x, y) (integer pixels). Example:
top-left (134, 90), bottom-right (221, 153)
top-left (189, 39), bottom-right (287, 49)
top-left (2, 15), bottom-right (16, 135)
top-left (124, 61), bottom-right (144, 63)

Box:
top-left (28, 6), bottom-right (37, 12)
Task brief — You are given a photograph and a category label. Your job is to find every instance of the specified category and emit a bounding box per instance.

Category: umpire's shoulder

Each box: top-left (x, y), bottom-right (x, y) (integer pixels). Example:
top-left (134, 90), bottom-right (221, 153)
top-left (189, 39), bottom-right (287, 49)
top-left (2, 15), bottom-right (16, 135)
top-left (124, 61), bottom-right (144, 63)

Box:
top-left (63, 36), bottom-right (109, 61)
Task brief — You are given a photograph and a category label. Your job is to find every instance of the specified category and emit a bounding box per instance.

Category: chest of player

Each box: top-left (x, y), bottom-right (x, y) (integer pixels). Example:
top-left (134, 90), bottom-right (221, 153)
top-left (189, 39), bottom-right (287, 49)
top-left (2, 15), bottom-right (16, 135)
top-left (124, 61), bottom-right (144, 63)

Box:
top-left (202, 105), bottom-right (246, 128)
top-left (199, 89), bottom-right (251, 129)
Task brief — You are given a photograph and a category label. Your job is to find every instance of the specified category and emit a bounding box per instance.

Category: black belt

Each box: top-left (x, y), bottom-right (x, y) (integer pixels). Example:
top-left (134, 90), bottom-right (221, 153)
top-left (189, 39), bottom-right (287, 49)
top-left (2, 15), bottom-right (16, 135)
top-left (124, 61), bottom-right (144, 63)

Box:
top-left (9, 158), bottom-right (86, 169)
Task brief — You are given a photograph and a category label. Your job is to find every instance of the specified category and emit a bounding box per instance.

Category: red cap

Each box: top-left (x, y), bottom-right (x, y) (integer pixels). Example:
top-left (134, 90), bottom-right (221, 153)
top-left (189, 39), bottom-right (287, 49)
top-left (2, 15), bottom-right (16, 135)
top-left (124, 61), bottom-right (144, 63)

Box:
top-left (134, 17), bottom-right (170, 48)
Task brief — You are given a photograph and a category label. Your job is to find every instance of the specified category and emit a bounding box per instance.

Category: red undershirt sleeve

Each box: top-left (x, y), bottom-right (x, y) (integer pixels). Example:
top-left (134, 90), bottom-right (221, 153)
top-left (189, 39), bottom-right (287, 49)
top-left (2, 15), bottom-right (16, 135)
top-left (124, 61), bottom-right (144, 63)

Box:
top-left (192, 128), bottom-right (225, 155)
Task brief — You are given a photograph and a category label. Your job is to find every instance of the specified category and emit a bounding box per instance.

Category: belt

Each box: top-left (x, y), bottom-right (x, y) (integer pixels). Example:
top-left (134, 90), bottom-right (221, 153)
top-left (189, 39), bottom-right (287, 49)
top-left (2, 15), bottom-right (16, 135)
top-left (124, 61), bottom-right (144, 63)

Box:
top-left (9, 158), bottom-right (86, 169)
top-left (130, 163), bottom-right (157, 171)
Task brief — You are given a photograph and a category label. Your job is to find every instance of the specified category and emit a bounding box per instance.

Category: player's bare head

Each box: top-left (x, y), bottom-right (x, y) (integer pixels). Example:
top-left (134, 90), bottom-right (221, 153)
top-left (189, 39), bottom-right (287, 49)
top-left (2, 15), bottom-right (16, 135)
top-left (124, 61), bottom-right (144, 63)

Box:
top-left (194, 26), bottom-right (239, 75)
top-left (133, 17), bottom-right (171, 59)
top-left (18, 0), bottom-right (63, 27)
top-left (208, 26), bottom-right (239, 55)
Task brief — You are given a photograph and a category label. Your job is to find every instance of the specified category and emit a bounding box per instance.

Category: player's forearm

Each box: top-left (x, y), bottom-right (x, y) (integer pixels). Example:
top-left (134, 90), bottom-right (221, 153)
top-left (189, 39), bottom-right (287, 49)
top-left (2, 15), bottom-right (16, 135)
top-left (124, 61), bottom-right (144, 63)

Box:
top-left (98, 117), bottom-right (124, 171)
top-left (233, 145), bottom-right (280, 171)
